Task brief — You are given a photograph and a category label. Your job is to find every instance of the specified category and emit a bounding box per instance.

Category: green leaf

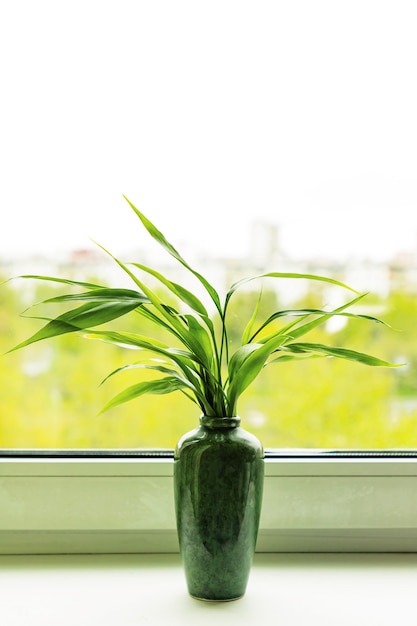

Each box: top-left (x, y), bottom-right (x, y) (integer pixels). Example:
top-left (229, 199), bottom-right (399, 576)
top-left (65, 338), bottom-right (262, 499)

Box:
top-left (88, 261), bottom-right (215, 376)
top-left (9, 300), bottom-right (144, 352)
top-left (100, 361), bottom-right (205, 406)
top-left (227, 334), bottom-right (292, 413)
top-left (280, 342), bottom-right (402, 367)
top-left (92, 240), bottom-right (203, 350)
top-left (84, 330), bottom-right (187, 356)
top-left (226, 271), bottom-right (360, 310)
top-left (86, 328), bottom-right (215, 412)
top-left (227, 343), bottom-right (262, 381)
top-left (264, 294), bottom-right (370, 345)
top-left (183, 314), bottom-right (214, 367)
top-left (241, 290), bottom-right (263, 345)
top-left (16, 275), bottom-right (107, 290)
top-left (100, 377), bottom-right (191, 413)
top-left (250, 303), bottom-right (388, 343)
top-left (101, 361), bottom-right (180, 384)
top-left (85, 329), bottom-right (205, 380)
top-left (128, 264), bottom-right (218, 368)
top-left (43, 288), bottom-right (150, 306)
top-left (130, 263), bottom-right (209, 317)
top-left (124, 196), bottom-right (223, 314)
top-left (268, 353), bottom-right (326, 364)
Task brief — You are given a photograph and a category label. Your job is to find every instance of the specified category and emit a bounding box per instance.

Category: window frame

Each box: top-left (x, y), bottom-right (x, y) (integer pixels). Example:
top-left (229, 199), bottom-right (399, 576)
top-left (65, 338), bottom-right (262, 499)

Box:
top-left (1, 450), bottom-right (417, 554)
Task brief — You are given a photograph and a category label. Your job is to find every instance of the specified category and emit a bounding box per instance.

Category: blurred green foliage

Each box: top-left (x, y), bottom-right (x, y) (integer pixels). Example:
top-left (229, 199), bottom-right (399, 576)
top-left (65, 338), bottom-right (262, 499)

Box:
top-left (0, 274), bottom-right (415, 449)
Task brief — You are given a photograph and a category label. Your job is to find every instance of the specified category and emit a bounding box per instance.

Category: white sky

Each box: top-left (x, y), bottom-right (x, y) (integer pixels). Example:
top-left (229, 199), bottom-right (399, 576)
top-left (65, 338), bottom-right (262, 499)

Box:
top-left (1, 0), bottom-right (417, 263)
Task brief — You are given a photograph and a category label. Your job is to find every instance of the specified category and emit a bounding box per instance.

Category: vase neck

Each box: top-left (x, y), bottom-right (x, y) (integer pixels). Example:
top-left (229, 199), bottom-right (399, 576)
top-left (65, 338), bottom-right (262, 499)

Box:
top-left (200, 415), bottom-right (240, 429)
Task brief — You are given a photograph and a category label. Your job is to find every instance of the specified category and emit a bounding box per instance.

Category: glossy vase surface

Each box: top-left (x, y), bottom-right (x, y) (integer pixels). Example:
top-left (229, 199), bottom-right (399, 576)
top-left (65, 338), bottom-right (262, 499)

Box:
top-left (174, 416), bottom-right (264, 601)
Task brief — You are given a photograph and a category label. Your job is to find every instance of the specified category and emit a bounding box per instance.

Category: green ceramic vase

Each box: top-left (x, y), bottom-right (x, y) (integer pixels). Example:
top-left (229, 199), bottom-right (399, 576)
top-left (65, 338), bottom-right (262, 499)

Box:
top-left (174, 415), bottom-right (264, 601)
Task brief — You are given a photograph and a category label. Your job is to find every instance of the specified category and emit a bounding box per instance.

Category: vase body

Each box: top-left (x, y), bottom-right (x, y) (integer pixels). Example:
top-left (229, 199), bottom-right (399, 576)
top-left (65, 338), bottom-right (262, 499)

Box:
top-left (174, 415), bottom-right (264, 601)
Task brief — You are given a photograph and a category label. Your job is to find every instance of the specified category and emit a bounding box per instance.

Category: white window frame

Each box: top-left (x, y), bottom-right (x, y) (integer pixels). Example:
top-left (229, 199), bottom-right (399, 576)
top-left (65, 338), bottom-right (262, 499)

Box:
top-left (1, 450), bottom-right (417, 554)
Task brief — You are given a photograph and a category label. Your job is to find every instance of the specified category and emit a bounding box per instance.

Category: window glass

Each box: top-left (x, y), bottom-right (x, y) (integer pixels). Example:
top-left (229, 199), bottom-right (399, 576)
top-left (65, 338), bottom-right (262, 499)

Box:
top-left (1, 1), bottom-right (416, 449)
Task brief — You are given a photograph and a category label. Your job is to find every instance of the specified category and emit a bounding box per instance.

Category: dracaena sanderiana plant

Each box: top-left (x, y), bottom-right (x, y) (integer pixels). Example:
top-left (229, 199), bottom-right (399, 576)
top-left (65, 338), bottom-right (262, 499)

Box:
top-left (9, 197), bottom-right (399, 418)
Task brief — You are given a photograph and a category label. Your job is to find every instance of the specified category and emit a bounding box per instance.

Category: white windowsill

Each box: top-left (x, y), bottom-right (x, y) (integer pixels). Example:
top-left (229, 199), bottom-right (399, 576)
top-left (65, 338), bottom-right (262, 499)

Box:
top-left (2, 453), bottom-right (417, 553)
top-left (2, 552), bottom-right (417, 625)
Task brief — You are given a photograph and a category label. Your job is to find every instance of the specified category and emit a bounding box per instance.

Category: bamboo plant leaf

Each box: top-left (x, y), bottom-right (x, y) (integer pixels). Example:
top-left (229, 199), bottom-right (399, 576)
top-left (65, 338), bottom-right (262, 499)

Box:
top-left (129, 263), bottom-right (218, 366)
top-left (225, 271), bottom-right (361, 311)
top-left (86, 328), bottom-right (215, 413)
top-left (256, 294), bottom-right (371, 345)
top-left (124, 196), bottom-right (223, 314)
top-left (130, 263), bottom-right (210, 318)
top-left (8, 300), bottom-right (144, 352)
top-left (92, 240), bottom-right (210, 354)
top-left (101, 362), bottom-right (182, 385)
top-left (99, 377), bottom-right (193, 414)
top-left (42, 288), bottom-right (151, 306)
top-left (88, 246), bottom-right (218, 377)
top-left (227, 343), bottom-right (263, 381)
top-left (249, 304), bottom-right (389, 343)
top-left (241, 290), bottom-right (263, 345)
top-left (183, 314), bottom-right (214, 368)
top-left (15, 275), bottom-right (107, 290)
top-left (267, 353), bottom-right (326, 364)
top-left (84, 330), bottom-right (211, 389)
top-left (279, 342), bottom-right (404, 367)
top-left (84, 330), bottom-right (193, 358)
top-left (227, 334), bottom-right (293, 413)
top-left (100, 362), bottom-right (209, 410)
